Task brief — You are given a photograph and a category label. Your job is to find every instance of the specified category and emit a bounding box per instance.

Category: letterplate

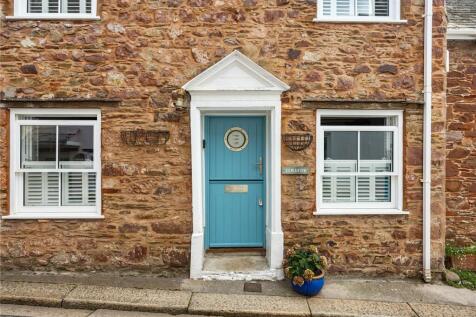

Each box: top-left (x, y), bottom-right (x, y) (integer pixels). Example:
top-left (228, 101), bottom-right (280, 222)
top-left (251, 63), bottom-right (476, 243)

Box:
top-left (281, 166), bottom-right (309, 175)
top-left (224, 185), bottom-right (248, 193)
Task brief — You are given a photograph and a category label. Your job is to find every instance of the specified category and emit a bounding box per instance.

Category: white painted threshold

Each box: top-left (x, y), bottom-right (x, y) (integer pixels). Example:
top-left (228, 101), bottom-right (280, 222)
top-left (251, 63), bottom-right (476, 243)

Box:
top-left (200, 269), bottom-right (284, 281)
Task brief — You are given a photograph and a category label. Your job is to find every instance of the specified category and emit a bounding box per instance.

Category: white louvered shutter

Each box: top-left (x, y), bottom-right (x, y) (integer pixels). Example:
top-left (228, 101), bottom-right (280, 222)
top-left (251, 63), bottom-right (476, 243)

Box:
top-left (67, 0), bottom-right (80, 13)
top-left (27, 0), bottom-right (92, 14)
top-left (62, 172), bottom-right (96, 206)
top-left (357, 161), bottom-right (391, 202)
top-left (87, 173), bottom-right (96, 205)
top-left (322, 0), bottom-right (332, 16)
top-left (24, 172), bottom-right (59, 206)
top-left (320, 0), bottom-right (390, 18)
top-left (48, 0), bottom-right (60, 13)
top-left (336, 0), bottom-right (352, 16)
top-left (323, 161), bottom-right (356, 202)
top-left (374, 0), bottom-right (390, 16)
top-left (356, 0), bottom-right (371, 16)
top-left (28, 0), bottom-right (43, 13)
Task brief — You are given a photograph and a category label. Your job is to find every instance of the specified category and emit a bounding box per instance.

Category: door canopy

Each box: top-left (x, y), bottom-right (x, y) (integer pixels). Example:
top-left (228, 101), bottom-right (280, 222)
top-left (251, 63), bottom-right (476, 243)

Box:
top-left (182, 50), bottom-right (290, 92)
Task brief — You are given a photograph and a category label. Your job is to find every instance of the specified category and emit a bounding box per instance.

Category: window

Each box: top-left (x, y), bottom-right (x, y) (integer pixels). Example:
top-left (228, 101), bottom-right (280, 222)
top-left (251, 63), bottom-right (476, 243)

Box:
top-left (316, 0), bottom-right (403, 23)
top-left (7, 109), bottom-right (102, 219)
top-left (9, 0), bottom-right (98, 19)
top-left (316, 110), bottom-right (404, 215)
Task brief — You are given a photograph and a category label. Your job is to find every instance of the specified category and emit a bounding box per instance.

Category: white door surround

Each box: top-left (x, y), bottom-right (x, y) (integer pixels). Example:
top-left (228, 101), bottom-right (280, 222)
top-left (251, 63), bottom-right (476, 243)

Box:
top-left (183, 50), bottom-right (289, 279)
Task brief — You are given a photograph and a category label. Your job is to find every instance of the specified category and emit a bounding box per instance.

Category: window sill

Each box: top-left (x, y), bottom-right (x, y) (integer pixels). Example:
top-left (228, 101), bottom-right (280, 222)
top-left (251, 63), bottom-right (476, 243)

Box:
top-left (314, 209), bottom-right (409, 216)
top-left (313, 17), bottom-right (407, 24)
top-left (2, 213), bottom-right (104, 220)
top-left (5, 15), bottom-right (101, 21)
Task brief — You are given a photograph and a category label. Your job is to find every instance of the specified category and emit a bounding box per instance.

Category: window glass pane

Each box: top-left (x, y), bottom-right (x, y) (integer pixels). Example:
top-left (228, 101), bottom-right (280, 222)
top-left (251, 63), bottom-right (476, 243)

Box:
top-left (59, 126), bottom-right (94, 169)
top-left (359, 131), bottom-right (393, 172)
top-left (24, 172), bottom-right (59, 206)
top-left (61, 172), bottom-right (96, 206)
top-left (322, 176), bottom-right (356, 203)
top-left (324, 131), bottom-right (357, 172)
top-left (357, 176), bottom-right (391, 202)
top-left (21, 126), bottom-right (56, 169)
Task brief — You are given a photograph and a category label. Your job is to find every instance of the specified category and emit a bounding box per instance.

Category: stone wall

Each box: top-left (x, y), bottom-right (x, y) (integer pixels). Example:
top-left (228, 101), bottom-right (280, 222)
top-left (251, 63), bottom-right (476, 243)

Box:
top-left (0, 1), bottom-right (447, 277)
top-left (446, 40), bottom-right (476, 247)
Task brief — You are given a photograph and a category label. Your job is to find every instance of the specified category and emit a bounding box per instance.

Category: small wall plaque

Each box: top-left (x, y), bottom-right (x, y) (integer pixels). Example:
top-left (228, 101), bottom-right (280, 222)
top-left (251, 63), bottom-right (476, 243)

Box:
top-left (224, 185), bottom-right (248, 193)
top-left (282, 166), bottom-right (309, 175)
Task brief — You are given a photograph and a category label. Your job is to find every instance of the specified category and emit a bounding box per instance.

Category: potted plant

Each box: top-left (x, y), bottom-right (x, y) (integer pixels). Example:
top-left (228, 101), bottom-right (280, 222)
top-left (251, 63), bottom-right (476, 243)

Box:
top-left (283, 244), bottom-right (329, 297)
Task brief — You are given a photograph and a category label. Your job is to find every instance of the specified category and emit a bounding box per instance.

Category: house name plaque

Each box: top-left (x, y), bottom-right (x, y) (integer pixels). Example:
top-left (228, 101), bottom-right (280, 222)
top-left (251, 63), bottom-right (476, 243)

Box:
top-left (281, 166), bottom-right (309, 175)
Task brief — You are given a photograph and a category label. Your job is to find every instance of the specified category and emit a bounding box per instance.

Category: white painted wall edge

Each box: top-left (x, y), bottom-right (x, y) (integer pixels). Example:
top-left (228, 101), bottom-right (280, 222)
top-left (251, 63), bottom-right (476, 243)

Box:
top-left (447, 28), bottom-right (476, 40)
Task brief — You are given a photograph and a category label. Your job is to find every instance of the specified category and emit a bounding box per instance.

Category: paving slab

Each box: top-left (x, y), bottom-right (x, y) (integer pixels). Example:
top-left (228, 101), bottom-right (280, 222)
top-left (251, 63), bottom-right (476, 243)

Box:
top-left (0, 281), bottom-right (75, 307)
top-left (0, 304), bottom-right (91, 317)
top-left (308, 298), bottom-right (417, 317)
top-left (319, 279), bottom-right (476, 307)
top-left (89, 309), bottom-right (214, 317)
top-left (409, 303), bottom-right (476, 317)
top-left (62, 285), bottom-right (191, 314)
top-left (188, 293), bottom-right (310, 316)
top-left (0, 271), bottom-right (183, 291)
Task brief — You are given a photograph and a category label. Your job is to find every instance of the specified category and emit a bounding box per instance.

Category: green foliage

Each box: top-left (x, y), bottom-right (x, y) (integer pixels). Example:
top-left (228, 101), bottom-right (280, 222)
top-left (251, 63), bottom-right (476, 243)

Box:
top-left (445, 244), bottom-right (476, 256)
top-left (447, 269), bottom-right (476, 290)
top-left (283, 245), bottom-right (328, 285)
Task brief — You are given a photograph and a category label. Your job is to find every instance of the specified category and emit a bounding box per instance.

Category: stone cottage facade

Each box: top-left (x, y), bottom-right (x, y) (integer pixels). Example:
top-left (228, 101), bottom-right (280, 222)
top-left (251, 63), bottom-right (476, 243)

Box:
top-left (445, 0), bottom-right (476, 247)
top-left (0, 0), bottom-right (454, 280)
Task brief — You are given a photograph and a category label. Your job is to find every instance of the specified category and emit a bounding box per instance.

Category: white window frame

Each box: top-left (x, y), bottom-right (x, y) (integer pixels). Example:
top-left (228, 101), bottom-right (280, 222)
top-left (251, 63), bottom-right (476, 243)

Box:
top-left (314, 0), bottom-right (406, 24)
top-left (7, 0), bottom-right (100, 20)
top-left (315, 109), bottom-right (407, 215)
top-left (4, 108), bottom-right (103, 220)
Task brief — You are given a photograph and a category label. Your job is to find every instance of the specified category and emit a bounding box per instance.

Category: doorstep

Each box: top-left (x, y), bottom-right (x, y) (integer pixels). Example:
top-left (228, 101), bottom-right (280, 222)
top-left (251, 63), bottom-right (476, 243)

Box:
top-left (200, 253), bottom-right (284, 281)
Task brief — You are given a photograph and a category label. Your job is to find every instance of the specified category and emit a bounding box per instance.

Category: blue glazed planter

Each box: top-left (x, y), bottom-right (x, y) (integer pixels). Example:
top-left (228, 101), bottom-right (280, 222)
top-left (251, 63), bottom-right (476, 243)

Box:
top-left (291, 273), bottom-right (325, 297)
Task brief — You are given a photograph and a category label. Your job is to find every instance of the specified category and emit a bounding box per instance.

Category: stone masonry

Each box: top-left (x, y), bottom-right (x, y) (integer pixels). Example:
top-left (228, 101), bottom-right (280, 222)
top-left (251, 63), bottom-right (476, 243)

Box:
top-left (446, 40), bottom-right (476, 247)
top-left (0, 1), bottom-right (447, 277)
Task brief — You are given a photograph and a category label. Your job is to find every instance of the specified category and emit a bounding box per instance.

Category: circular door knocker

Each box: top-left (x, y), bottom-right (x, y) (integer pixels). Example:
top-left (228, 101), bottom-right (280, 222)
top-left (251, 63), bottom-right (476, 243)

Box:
top-left (224, 127), bottom-right (248, 152)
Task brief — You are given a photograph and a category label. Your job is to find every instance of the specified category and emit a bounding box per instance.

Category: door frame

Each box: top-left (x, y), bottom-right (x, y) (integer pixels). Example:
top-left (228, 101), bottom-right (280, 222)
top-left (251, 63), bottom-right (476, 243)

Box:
top-left (188, 91), bottom-right (284, 279)
top-left (204, 114), bottom-right (267, 250)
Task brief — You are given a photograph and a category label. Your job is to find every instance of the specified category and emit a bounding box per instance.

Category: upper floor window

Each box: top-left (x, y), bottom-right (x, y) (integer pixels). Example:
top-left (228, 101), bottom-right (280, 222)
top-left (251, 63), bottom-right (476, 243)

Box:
top-left (5, 109), bottom-right (102, 219)
top-left (316, 0), bottom-right (403, 23)
top-left (9, 0), bottom-right (99, 20)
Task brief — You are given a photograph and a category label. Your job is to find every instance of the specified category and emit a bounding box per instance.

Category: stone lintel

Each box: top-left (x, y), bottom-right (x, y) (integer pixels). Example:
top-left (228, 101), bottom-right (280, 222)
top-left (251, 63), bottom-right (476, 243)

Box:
top-left (0, 98), bottom-right (121, 108)
top-left (301, 98), bottom-right (424, 110)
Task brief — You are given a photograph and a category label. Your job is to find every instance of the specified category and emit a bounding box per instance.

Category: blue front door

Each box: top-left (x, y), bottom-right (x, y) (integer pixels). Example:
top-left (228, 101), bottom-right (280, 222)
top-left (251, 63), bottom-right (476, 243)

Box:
top-left (205, 116), bottom-right (266, 249)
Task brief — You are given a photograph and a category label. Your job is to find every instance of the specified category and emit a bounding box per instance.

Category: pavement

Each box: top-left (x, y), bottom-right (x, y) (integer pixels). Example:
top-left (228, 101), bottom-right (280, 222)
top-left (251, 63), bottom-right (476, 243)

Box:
top-left (0, 271), bottom-right (475, 317)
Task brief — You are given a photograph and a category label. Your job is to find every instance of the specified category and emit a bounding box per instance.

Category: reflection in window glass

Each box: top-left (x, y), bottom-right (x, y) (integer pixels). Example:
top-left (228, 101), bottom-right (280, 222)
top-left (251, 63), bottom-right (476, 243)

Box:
top-left (360, 131), bottom-right (393, 172)
top-left (59, 126), bottom-right (94, 169)
top-left (21, 126), bottom-right (56, 169)
top-left (324, 131), bottom-right (357, 173)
